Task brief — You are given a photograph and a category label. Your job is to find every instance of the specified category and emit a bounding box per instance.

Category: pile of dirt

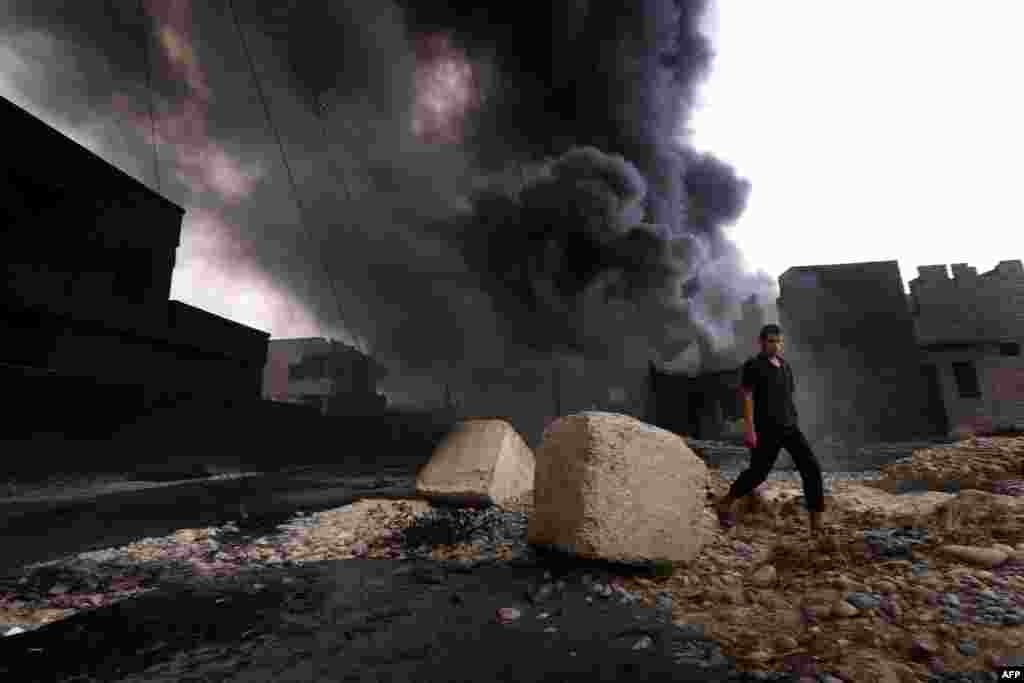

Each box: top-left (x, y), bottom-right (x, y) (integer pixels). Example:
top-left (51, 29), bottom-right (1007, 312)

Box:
top-left (868, 436), bottom-right (1024, 494)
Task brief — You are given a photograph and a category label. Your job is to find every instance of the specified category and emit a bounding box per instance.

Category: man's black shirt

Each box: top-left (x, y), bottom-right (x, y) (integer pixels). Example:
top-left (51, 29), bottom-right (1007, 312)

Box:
top-left (741, 352), bottom-right (799, 431)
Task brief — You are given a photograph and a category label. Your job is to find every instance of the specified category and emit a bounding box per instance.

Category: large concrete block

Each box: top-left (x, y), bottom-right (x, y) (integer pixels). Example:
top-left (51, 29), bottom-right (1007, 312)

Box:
top-left (527, 411), bottom-right (712, 564)
top-left (415, 419), bottom-right (535, 508)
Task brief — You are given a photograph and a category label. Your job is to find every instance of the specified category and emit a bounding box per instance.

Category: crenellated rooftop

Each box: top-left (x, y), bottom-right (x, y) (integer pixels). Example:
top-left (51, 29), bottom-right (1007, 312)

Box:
top-left (909, 260), bottom-right (1024, 345)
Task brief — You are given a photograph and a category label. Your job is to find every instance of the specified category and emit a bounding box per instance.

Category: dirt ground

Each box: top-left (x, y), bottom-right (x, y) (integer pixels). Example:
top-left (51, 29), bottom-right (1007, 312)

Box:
top-left (2, 435), bottom-right (1023, 681)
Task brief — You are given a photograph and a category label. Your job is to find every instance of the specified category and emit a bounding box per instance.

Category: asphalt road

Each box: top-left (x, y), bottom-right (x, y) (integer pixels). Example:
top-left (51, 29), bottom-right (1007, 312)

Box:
top-left (0, 467), bottom-right (750, 682)
top-left (0, 465), bottom-right (419, 578)
top-left (0, 558), bottom-right (744, 682)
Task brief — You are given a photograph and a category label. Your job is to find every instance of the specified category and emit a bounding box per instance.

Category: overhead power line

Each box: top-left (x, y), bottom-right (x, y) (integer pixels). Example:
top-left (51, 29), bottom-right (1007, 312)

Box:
top-left (227, 0), bottom-right (358, 351)
top-left (135, 0), bottom-right (162, 193)
top-left (314, 92), bottom-right (370, 355)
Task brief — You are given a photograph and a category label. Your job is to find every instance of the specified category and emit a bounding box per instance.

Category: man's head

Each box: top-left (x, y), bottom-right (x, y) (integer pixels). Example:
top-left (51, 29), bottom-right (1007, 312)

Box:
top-left (759, 323), bottom-right (784, 357)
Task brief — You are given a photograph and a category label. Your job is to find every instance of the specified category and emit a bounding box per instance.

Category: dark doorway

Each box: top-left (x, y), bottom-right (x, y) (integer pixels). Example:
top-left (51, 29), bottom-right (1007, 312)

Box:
top-left (952, 361), bottom-right (982, 399)
top-left (921, 363), bottom-right (950, 436)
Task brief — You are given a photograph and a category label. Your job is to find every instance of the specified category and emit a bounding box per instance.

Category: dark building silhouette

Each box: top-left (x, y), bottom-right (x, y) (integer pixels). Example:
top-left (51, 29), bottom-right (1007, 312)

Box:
top-left (777, 260), bottom-right (945, 443)
top-left (1, 96), bottom-right (269, 440)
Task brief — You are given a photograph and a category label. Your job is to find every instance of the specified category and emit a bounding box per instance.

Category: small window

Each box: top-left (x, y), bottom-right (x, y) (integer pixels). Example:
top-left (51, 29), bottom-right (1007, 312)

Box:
top-left (952, 361), bottom-right (981, 399)
top-left (289, 354), bottom-right (329, 381)
top-left (289, 361), bottom-right (317, 381)
top-left (1000, 342), bottom-right (1021, 357)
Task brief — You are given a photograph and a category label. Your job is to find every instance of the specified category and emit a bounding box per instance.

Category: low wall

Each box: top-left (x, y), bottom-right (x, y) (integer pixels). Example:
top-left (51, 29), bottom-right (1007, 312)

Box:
top-left (1, 398), bottom-right (456, 482)
top-left (2, 363), bottom-right (149, 439)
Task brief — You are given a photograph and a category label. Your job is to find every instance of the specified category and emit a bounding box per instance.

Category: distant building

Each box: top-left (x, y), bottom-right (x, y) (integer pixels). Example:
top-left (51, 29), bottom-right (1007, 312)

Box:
top-left (777, 260), bottom-right (943, 443)
top-left (647, 258), bottom-right (1024, 445)
top-left (262, 337), bottom-right (388, 416)
top-left (0, 95), bottom-right (269, 438)
top-left (909, 260), bottom-right (1024, 434)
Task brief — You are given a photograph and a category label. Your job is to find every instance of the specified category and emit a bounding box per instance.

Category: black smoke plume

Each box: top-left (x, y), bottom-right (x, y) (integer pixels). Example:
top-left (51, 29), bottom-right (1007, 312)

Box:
top-left (0, 0), bottom-right (777, 436)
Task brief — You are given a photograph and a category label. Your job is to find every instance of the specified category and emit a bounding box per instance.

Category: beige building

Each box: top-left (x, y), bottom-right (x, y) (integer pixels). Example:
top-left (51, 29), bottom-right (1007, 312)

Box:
top-left (910, 260), bottom-right (1024, 434)
top-left (262, 337), bottom-right (387, 416)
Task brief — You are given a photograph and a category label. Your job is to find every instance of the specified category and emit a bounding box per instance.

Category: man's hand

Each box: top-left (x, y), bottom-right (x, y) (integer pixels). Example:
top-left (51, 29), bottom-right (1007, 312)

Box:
top-left (740, 389), bottom-right (755, 449)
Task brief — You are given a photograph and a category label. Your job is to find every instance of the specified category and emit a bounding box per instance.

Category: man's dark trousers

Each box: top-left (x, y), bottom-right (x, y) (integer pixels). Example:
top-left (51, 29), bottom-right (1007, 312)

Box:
top-left (728, 424), bottom-right (826, 513)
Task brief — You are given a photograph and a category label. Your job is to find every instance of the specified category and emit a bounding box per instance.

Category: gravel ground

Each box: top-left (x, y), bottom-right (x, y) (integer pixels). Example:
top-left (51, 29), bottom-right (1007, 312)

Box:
top-left (3, 461), bottom-right (1019, 681)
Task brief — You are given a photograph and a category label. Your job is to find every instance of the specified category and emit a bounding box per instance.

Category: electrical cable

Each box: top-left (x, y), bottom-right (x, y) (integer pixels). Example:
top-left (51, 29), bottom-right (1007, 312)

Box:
top-left (314, 93), bottom-right (369, 355)
top-left (227, 0), bottom-right (354, 350)
top-left (136, 0), bottom-right (161, 193)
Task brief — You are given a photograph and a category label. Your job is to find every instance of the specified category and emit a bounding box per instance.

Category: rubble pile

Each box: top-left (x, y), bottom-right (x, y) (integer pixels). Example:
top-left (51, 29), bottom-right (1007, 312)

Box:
top-left (869, 436), bottom-right (1024, 495)
top-left (692, 470), bottom-right (1024, 680)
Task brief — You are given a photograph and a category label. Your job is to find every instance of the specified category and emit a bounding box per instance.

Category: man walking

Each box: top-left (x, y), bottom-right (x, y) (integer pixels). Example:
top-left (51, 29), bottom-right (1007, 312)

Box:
top-left (714, 324), bottom-right (827, 538)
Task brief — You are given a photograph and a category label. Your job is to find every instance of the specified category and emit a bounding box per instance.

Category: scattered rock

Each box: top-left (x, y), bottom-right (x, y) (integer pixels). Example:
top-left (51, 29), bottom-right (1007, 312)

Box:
top-left (632, 635), bottom-right (654, 650)
top-left (938, 545), bottom-right (1009, 568)
top-left (775, 635), bottom-right (798, 651)
top-left (749, 565), bottom-right (777, 588)
top-left (956, 639), bottom-right (978, 657)
top-left (831, 600), bottom-right (859, 618)
top-left (907, 636), bottom-right (940, 660)
top-left (526, 582), bottom-right (556, 605)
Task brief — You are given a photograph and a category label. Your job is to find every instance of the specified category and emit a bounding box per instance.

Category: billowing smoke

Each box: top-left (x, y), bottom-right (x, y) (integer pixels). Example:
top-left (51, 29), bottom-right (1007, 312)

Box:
top-left (450, 146), bottom-right (687, 364)
top-left (0, 0), bottom-right (778, 441)
top-left (397, 0), bottom-right (777, 370)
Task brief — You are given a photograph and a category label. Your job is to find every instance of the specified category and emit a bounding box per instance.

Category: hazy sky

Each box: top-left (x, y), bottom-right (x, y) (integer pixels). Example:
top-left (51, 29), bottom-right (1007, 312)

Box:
top-left (689, 2), bottom-right (1024, 292)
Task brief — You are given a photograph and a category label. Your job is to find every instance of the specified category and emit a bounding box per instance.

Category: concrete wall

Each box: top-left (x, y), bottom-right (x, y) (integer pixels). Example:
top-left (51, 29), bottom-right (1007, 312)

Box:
top-left (777, 261), bottom-right (943, 442)
top-left (5, 397), bottom-right (457, 479)
top-left (911, 260), bottom-right (1024, 432)
top-left (2, 361), bottom-right (148, 439)
top-left (922, 347), bottom-right (1024, 432)
top-left (48, 321), bottom-right (261, 403)
top-left (1, 307), bottom-right (267, 440)
top-left (911, 260), bottom-right (1024, 344)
